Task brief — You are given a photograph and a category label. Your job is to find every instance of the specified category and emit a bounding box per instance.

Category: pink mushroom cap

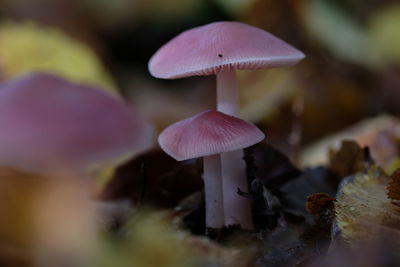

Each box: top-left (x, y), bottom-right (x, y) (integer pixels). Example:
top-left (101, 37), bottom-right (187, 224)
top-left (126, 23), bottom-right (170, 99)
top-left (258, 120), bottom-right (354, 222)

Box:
top-left (0, 72), bottom-right (152, 174)
top-left (158, 110), bottom-right (265, 161)
top-left (149, 21), bottom-right (305, 79)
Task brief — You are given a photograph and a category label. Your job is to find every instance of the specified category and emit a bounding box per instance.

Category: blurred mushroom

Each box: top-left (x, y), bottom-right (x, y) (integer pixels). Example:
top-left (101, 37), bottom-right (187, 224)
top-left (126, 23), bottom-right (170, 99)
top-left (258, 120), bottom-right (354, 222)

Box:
top-left (0, 72), bottom-right (152, 178)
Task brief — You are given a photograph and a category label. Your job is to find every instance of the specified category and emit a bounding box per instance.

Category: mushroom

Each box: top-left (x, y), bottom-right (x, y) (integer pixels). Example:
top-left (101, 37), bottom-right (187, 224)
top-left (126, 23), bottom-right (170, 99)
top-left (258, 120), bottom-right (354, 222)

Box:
top-left (158, 110), bottom-right (265, 229)
top-left (0, 72), bottom-right (152, 176)
top-left (149, 21), bottom-right (304, 228)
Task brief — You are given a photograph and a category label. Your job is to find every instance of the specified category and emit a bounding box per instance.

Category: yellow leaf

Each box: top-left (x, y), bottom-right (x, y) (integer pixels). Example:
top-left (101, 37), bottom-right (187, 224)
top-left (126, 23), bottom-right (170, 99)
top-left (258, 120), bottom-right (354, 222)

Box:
top-left (0, 21), bottom-right (118, 96)
top-left (335, 167), bottom-right (400, 244)
top-left (368, 4), bottom-right (400, 65)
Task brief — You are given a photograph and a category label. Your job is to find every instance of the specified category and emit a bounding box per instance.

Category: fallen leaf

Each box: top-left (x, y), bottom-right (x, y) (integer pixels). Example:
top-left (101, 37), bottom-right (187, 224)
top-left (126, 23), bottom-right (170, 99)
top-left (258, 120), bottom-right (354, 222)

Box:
top-left (306, 193), bottom-right (335, 216)
top-left (335, 167), bottom-right (400, 245)
top-left (328, 140), bottom-right (373, 179)
top-left (0, 21), bottom-right (117, 95)
top-left (387, 169), bottom-right (400, 201)
top-left (301, 115), bottom-right (400, 168)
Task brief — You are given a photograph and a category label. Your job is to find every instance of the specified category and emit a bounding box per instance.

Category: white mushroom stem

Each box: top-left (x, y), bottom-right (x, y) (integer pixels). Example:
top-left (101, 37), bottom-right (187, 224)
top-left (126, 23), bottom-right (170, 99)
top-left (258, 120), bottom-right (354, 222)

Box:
top-left (217, 68), bottom-right (239, 116)
top-left (220, 150), bottom-right (253, 229)
top-left (203, 155), bottom-right (224, 228)
top-left (216, 68), bottom-right (254, 229)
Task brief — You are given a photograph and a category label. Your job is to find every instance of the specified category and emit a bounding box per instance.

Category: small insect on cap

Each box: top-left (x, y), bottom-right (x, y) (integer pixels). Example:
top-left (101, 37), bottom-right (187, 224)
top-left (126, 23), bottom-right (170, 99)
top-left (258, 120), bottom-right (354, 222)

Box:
top-left (158, 110), bottom-right (265, 161)
top-left (149, 21), bottom-right (305, 79)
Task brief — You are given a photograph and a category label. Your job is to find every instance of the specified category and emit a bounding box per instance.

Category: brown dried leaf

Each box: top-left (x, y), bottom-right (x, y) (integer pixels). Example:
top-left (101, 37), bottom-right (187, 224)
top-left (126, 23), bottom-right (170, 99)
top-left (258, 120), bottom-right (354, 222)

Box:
top-left (279, 167), bottom-right (337, 217)
top-left (100, 148), bottom-right (203, 208)
top-left (328, 140), bottom-right (373, 179)
top-left (302, 115), bottom-right (400, 168)
top-left (387, 169), bottom-right (400, 201)
top-left (306, 193), bottom-right (335, 216)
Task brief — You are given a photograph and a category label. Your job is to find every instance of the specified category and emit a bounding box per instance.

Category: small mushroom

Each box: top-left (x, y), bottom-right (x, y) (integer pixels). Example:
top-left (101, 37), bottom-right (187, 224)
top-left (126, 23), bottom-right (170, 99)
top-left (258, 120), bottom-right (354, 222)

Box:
top-left (0, 72), bottom-right (152, 176)
top-left (158, 110), bottom-right (265, 229)
top-left (149, 21), bottom-right (304, 228)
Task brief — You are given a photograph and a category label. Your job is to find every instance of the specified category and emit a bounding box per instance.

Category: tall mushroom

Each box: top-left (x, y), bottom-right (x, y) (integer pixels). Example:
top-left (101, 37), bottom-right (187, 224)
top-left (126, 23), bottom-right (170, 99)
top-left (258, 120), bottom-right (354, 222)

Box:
top-left (149, 21), bottom-right (304, 228)
top-left (158, 110), bottom-right (265, 229)
top-left (0, 72), bottom-right (152, 176)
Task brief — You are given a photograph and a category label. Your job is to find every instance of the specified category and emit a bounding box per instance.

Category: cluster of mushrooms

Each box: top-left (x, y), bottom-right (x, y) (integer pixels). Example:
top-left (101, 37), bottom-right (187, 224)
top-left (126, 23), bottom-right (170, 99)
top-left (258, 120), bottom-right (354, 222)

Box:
top-left (149, 21), bottom-right (305, 230)
top-left (0, 21), bottom-right (304, 233)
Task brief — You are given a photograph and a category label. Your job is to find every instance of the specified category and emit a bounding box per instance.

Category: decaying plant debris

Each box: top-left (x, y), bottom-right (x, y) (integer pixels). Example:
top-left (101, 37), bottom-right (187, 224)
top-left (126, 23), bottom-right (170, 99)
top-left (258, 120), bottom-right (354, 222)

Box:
top-left (2, 122), bottom-right (400, 267)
